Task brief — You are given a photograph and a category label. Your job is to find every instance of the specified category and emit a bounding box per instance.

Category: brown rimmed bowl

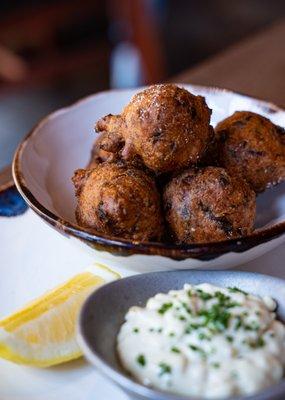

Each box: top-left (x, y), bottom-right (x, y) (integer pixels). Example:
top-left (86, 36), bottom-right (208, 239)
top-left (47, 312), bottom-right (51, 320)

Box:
top-left (12, 85), bottom-right (285, 273)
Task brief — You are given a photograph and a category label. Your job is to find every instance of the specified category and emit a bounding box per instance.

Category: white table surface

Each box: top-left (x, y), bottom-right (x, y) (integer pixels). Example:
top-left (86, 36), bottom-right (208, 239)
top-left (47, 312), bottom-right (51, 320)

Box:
top-left (0, 208), bottom-right (284, 400)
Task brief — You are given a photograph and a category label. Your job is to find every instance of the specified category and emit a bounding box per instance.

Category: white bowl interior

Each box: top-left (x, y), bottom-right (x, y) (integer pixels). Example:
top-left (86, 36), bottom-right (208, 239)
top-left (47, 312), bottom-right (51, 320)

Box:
top-left (17, 85), bottom-right (285, 229)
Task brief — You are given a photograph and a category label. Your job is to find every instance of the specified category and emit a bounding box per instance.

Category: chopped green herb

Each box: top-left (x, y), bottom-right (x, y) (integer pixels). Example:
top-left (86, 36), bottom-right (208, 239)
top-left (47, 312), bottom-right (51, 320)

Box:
top-left (171, 347), bottom-right (180, 353)
top-left (186, 322), bottom-right (201, 332)
top-left (248, 337), bottom-right (265, 348)
top-left (185, 326), bottom-right (192, 334)
top-left (158, 362), bottom-right (172, 376)
top-left (215, 291), bottom-right (230, 303)
top-left (181, 302), bottom-right (192, 314)
top-left (198, 304), bottom-right (231, 332)
top-left (158, 302), bottom-right (173, 315)
top-left (196, 289), bottom-right (213, 301)
top-left (211, 291), bottom-right (240, 308)
top-left (136, 354), bottom-right (146, 367)
top-left (184, 304), bottom-right (232, 333)
top-left (234, 316), bottom-right (242, 330)
top-left (149, 327), bottom-right (163, 333)
top-left (169, 332), bottom-right (175, 337)
top-left (226, 335), bottom-right (233, 343)
top-left (257, 337), bottom-right (265, 347)
top-left (198, 332), bottom-right (211, 341)
top-left (189, 344), bottom-right (199, 351)
top-left (244, 321), bottom-right (260, 331)
top-left (211, 362), bottom-right (220, 369)
top-left (133, 327), bottom-right (139, 333)
top-left (189, 344), bottom-right (207, 358)
top-left (179, 315), bottom-right (186, 321)
top-left (228, 301), bottom-right (241, 308)
top-left (228, 287), bottom-right (248, 295)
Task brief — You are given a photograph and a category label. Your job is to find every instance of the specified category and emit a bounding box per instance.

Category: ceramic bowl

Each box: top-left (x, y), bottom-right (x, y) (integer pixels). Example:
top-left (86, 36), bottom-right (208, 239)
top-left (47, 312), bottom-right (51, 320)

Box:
top-left (12, 85), bottom-right (285, 273)
top-left (78, 269), bottom-right (285, 400)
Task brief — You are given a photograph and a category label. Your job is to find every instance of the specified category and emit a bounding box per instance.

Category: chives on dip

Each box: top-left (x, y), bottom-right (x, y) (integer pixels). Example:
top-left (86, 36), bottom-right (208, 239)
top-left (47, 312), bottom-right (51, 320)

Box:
top-left (117, 283), bottom-right (285, 399)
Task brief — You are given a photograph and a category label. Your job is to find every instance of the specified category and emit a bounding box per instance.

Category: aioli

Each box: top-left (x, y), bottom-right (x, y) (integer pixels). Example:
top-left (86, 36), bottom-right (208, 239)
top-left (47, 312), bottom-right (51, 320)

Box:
top-left (117, 283), bottom-right (285, 398)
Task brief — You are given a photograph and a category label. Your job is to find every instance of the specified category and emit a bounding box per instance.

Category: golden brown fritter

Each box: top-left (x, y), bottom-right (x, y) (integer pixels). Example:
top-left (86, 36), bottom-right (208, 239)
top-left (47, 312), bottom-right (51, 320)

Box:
top-left (215, 111), bottom-right (285, 192)
top-left (163, 167), bottom-right (256, 244)
top-left (95, 84), bottom-right (213, 174)
top-left (72, 163), bottom-right (164, 242)
top-left (92, 114), bottom-right (145, 170)
top-left (95, 113), bottom-right (123, 136)
top-left (87, 130), bottom-right (124, 169)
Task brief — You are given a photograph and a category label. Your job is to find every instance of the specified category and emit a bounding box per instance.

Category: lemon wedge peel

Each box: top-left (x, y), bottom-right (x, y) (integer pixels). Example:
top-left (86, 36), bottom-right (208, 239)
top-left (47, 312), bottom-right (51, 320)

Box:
top-left (0, 265), bottom-right (120, 367)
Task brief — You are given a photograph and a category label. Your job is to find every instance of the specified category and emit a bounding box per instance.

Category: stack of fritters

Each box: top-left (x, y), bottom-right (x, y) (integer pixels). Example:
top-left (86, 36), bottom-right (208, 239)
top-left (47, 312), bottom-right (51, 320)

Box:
top-left (72, 84), bottom-right (285, 244)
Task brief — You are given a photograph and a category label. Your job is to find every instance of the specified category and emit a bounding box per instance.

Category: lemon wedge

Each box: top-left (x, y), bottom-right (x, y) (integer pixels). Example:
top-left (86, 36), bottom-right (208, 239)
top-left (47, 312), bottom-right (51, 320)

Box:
top-left (0, 264), bottom-right (120, 367)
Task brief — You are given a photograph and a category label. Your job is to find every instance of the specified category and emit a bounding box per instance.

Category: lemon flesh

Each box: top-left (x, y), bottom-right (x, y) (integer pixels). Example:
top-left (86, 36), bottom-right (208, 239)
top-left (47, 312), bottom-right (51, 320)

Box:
top-left (0, 266), bottom-right (118, 367)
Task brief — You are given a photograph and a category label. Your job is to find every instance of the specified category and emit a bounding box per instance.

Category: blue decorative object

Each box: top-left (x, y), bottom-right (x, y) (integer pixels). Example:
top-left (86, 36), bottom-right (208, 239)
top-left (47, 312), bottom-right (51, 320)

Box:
top-left (0, 187), bottom-right (27, 217)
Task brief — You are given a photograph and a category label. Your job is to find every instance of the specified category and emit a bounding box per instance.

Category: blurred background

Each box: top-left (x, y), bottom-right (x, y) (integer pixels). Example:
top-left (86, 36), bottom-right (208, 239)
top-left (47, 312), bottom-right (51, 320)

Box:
top-left (0, 0), bottom-right (284, 169)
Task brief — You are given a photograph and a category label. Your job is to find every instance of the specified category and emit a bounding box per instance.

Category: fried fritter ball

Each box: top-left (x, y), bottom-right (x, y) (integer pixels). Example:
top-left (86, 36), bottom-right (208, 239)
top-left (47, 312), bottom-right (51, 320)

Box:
top-left (87, 130), bottom-right (124, 169)
top-left (89, 114), bottom-right (144, 170)
top-left (163, 167), bottom-right (256, 244)
top-left (72, 163), bottom-right (164, 242)
top-left (88, 129), bottom-right (145, 170)
top-left (95, 84), bottom-right (213, 173)
top-left (215, 111), bottom-right (285, 192)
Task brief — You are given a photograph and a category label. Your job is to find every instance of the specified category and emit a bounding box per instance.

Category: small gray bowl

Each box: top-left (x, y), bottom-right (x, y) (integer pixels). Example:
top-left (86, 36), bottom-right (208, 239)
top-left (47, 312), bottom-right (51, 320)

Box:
top-left (78, 270), bottom-right (285, 400)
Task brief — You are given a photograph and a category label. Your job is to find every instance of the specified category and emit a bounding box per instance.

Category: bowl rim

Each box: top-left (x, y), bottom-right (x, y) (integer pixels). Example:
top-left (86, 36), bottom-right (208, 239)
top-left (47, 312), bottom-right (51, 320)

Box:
top-left (78, 269), bottom-right (285, 400)
top-left (12, 84), bottom-right (285, 260)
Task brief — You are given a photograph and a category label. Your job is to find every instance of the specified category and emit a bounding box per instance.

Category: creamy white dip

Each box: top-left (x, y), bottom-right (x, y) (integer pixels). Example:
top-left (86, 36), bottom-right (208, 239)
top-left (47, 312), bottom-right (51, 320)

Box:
top-left (117, 283), bottom-right (285, 398)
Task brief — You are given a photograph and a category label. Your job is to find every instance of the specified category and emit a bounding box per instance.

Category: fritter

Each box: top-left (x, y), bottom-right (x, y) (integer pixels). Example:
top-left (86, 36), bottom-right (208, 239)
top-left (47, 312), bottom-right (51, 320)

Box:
top-left (215, 111), bottom-right (285, 192)
top-left (72, 163), bottom-right (164, 242)
top-left (95, 84), bottom-right (213, 173)
top-left (90, 115), bottom-right (145, 170)
top-left (163, 166), bottom-right (256, 244)
top-left (87, 130), bottom-right (124, 169)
